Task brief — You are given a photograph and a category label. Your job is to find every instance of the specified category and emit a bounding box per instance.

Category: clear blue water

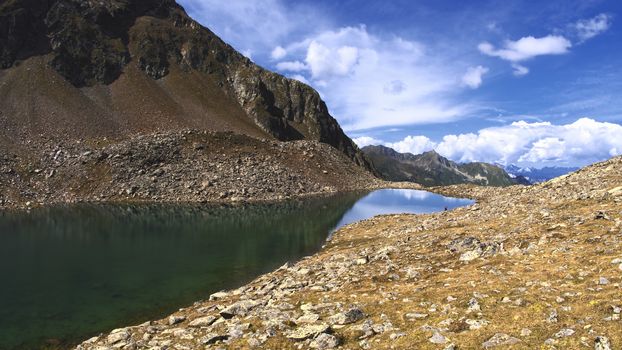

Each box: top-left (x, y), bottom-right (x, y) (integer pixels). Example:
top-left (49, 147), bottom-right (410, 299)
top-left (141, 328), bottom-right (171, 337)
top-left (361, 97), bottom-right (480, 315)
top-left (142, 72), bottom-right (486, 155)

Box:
top-left (0, 189), bottom-right (472, 349)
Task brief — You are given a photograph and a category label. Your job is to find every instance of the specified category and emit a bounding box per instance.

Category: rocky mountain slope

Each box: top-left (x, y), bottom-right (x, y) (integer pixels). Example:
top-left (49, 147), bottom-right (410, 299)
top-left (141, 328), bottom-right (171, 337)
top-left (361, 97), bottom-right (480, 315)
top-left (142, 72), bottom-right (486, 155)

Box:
top-left (0, 0), bottom-right (369, 168)
top-left (363, 145), bottom-right (525, 187)
top-left (77, 155), bottom-right (622, 349)
top-left (0, 130), bottom-right (387, 209)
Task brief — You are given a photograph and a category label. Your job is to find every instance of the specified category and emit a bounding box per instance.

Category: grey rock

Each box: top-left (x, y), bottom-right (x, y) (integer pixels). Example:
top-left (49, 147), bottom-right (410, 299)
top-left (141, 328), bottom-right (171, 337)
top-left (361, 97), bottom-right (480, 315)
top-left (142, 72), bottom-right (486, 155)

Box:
top-left (429, 332), bottom-right (448, 344)
top-left (285, 323), bottom-right (331, 341)
top-left (329, 307), bottom-right (365, 325)
top-left (595, 336), bottom-right (612, 350)
top-left (310, 333), bottom-right (340, 349)
top-left (482, 333), bottom-right (521, 348)
top-left (188, 315), bottom-right (217, 327)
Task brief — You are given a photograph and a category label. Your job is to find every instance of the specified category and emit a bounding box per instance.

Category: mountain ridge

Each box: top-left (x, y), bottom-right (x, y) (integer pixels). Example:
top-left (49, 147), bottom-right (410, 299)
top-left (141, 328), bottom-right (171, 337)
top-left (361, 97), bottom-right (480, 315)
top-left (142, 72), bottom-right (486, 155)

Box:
top-left (362, 144), bottom-right (527, 187)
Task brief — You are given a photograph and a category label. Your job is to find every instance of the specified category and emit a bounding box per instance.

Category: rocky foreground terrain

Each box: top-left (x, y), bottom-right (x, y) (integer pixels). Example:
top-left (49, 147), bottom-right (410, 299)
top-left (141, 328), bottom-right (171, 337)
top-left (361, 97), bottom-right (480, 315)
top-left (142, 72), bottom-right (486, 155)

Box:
top-left (0, 130), bottom-right (392, 210)
top-left (77, 156), bottom-right (622, 349)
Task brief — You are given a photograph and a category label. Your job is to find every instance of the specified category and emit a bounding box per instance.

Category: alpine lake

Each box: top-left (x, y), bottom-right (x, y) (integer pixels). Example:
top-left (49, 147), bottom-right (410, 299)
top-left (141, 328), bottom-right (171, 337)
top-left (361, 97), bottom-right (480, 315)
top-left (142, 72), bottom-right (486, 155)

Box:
top-left (0, 189), bottom-right (473, 349)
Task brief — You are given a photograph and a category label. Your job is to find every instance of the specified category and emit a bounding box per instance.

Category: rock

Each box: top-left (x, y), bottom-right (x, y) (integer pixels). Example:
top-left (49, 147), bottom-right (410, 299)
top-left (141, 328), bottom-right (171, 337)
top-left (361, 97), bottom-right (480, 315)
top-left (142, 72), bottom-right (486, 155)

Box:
top-left (405, 313), bottom-right (428, 320)
top-left (188, 315), bottom-right (217, 327)
top-left (310, 333), bottom-right (340, 349)
top-left (594, 336), bottom-right (612, 350)
top-left (482, 333), bottom-right (521, 348)
top-left (429, 332), bottom-right (448, 344)
top-left (598, 277), bottom-right (609, 285)
top-left (467, 298), bottom-right (481, 313)
top-left (466, 318), bottom-right (489, 330)
top-left (168, 315), bottom-right (186, 325)
top-left (286, 323), bottom-right (331, 341)
top-left (328, 307), bottom-right (365, 325)
top-left (107, 328), bottom-right (130, 344)
top-left (219, 300), bottom-right (258, 318)
top-left (460, 250), bottom-right (482, 262)
top-left (555, 328), bottom-right (575, 338)
top-left (200, 333), bottom-right (228, 345)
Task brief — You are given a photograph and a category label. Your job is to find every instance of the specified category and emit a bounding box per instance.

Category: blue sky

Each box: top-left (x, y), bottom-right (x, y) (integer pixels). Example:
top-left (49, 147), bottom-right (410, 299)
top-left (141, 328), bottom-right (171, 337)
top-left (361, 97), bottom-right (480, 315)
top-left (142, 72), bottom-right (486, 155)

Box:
top-left (178, 0), bottom-right (622, 167)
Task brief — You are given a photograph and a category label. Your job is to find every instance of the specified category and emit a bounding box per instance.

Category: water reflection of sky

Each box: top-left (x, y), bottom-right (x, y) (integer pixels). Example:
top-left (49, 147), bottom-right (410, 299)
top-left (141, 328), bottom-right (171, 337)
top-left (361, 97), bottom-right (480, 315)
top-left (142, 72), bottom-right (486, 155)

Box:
top-left (331, 189), bottom-right (473, 232)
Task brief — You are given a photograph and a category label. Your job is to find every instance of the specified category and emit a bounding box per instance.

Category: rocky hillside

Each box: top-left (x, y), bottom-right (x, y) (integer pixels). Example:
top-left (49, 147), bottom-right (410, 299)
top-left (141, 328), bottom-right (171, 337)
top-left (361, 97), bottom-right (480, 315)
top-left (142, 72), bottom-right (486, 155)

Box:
top-left (78, 155), bottom-right (622, 349)
top-left (0, 0), bottom-right (369, 168)
top-left (0, 130), bottom-right (384, 209)
top-left (363, 145), bottom-right (525, 187)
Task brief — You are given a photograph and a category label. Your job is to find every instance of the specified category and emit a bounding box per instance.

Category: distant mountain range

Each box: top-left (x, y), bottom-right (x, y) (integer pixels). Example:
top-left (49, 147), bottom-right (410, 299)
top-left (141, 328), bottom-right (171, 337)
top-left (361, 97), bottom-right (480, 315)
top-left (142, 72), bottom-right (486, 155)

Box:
top-left (502, 164), bottom-right (579, 183)
top-left (362, 145), bottom-right (529, 187)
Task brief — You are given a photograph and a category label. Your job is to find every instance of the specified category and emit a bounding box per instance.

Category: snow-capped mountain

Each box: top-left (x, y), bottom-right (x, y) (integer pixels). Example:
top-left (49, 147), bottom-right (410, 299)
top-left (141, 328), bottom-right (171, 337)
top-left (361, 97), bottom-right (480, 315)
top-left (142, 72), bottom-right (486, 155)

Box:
top-left (503, 164), bottom-right (579, 183)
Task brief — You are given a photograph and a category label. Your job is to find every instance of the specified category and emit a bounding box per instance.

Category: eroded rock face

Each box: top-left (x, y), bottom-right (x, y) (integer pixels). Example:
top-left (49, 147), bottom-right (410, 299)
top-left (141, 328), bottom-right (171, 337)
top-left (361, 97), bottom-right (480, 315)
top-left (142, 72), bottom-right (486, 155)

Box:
top-left (0, 0), bottom-right (371, 169)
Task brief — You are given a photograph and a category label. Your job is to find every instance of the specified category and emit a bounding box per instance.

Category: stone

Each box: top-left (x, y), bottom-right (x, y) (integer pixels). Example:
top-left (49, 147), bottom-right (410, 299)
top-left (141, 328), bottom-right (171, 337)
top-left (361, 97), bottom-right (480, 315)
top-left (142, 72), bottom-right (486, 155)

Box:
top-left (405, 313), bottom-right (428, 320)
top-left (460, 249), bottom-right (482, 262)
top-left (467, 298), bottom-right (481, 313)
top-left (594, 336), bottom-right (612, 350)
top-left (200, 333), bottom-right (228, 345)
top-left (598, 277), bottom-right (609, 285)
top-left (168, 315), bottom-right (186, 325)
top-left (429, 332), bottom-right (448, 344)
top-left (188, 315), bottom-right (217, 327)
top-left (285, 323), bottom-right (331, 341)
top-left (555, 328), bottom-right (575, 338)
top-left (329, 307), bottom-right (365, 325)
top-left (482, 333), bottom-right (521, 348)
top-left (219, 300), bottom-right (258, 318)
top-left (107, 328), bottom-right (130, 344)
top-left (310, 333), bottom-right (340, 349)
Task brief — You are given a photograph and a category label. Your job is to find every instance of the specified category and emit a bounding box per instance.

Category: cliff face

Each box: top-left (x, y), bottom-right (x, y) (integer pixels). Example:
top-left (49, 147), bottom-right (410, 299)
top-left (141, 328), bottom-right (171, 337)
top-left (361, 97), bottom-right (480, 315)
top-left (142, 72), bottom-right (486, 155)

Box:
top-left (0, 0), bottom-right (369, 168)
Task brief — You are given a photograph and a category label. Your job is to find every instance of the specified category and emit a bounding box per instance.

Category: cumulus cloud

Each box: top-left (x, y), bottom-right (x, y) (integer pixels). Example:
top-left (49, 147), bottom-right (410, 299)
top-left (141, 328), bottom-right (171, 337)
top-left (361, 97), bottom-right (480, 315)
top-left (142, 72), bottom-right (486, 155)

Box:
top-left (352, 136), bottom-right (384, 148)
top-left (271, 46), bottom-right (287, 60)
top-left (368, 118), bottom-right (622, 167)
top-left (387, 136), bottom-right (437, 155)
top-left (273, 25), bottom-right (473, 130)
top-left (576, 14), bottom-right (612, 42)
top-left (479, 35), bottom-right (572, 62)
top-left (462, 65), bottom-right (489, 89)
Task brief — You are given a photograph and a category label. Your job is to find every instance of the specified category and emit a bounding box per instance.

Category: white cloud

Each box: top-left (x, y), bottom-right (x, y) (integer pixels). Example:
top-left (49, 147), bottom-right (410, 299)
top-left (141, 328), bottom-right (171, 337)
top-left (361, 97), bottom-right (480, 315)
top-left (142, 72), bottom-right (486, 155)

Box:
top-left (276, 60), bottom-right (307, 72)
top-left (353, 136), bottom-right (383, 148)
top-left (179, 0), bottom-right (326, 57)
top-left (273, 25), bottom-right (474, 130)
top-left (271, 46), bottom-right (287, 60)
top-left (576, 14), bottom-right (612, 42)
top-left (371, 118), bottom-right (622, 167)
top-left (479, 35), bottom-right (572, 62)
top-left (511, 64), bottom-right (529, 76)
top-left (387, 136), bottom-right (437, 155)
top-left (462, 65), bottom-right (489, 89)
top-left (289, 74), bottom-right (310, 85)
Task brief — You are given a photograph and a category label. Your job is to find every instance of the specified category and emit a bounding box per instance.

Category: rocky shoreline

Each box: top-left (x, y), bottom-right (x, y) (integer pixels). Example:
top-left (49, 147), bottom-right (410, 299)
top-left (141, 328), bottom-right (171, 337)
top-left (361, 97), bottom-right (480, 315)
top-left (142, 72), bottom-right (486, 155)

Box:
top-left (0, 130), bottom-right (420, 211)
top-left (75, 156), bottom-right (622, 349)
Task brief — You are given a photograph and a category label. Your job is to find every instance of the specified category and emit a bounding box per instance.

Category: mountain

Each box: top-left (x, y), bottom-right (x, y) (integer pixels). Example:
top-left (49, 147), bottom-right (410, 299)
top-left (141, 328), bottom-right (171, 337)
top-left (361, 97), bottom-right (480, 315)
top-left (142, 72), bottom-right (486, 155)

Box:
top-left (0, 0), bottom-right (369, 168)
top-left (503, 164), bottom-right (579, 183)
top-left (0, 0), bottom-right (386, 208)
top-left (363, 145), bottom-right (526, 187)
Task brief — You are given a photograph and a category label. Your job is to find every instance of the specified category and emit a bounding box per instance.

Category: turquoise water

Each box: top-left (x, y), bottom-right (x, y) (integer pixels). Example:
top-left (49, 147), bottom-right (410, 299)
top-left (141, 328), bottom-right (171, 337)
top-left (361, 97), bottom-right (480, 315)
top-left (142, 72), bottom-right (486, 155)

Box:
top-left (0, 189), bottom-right (472, 349)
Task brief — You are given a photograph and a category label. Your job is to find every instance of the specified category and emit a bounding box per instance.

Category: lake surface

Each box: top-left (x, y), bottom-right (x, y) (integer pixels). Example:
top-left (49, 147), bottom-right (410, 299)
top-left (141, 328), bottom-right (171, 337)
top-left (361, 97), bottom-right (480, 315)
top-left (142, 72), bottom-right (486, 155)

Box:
top-left (0, 189), bottom-right (472, 349)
